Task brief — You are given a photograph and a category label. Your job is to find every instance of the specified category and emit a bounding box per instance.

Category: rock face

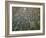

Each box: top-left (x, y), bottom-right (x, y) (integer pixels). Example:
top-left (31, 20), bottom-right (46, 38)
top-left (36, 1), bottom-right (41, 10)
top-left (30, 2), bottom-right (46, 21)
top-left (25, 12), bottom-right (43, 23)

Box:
top-left (12, 7), bottom-right (40, 31)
